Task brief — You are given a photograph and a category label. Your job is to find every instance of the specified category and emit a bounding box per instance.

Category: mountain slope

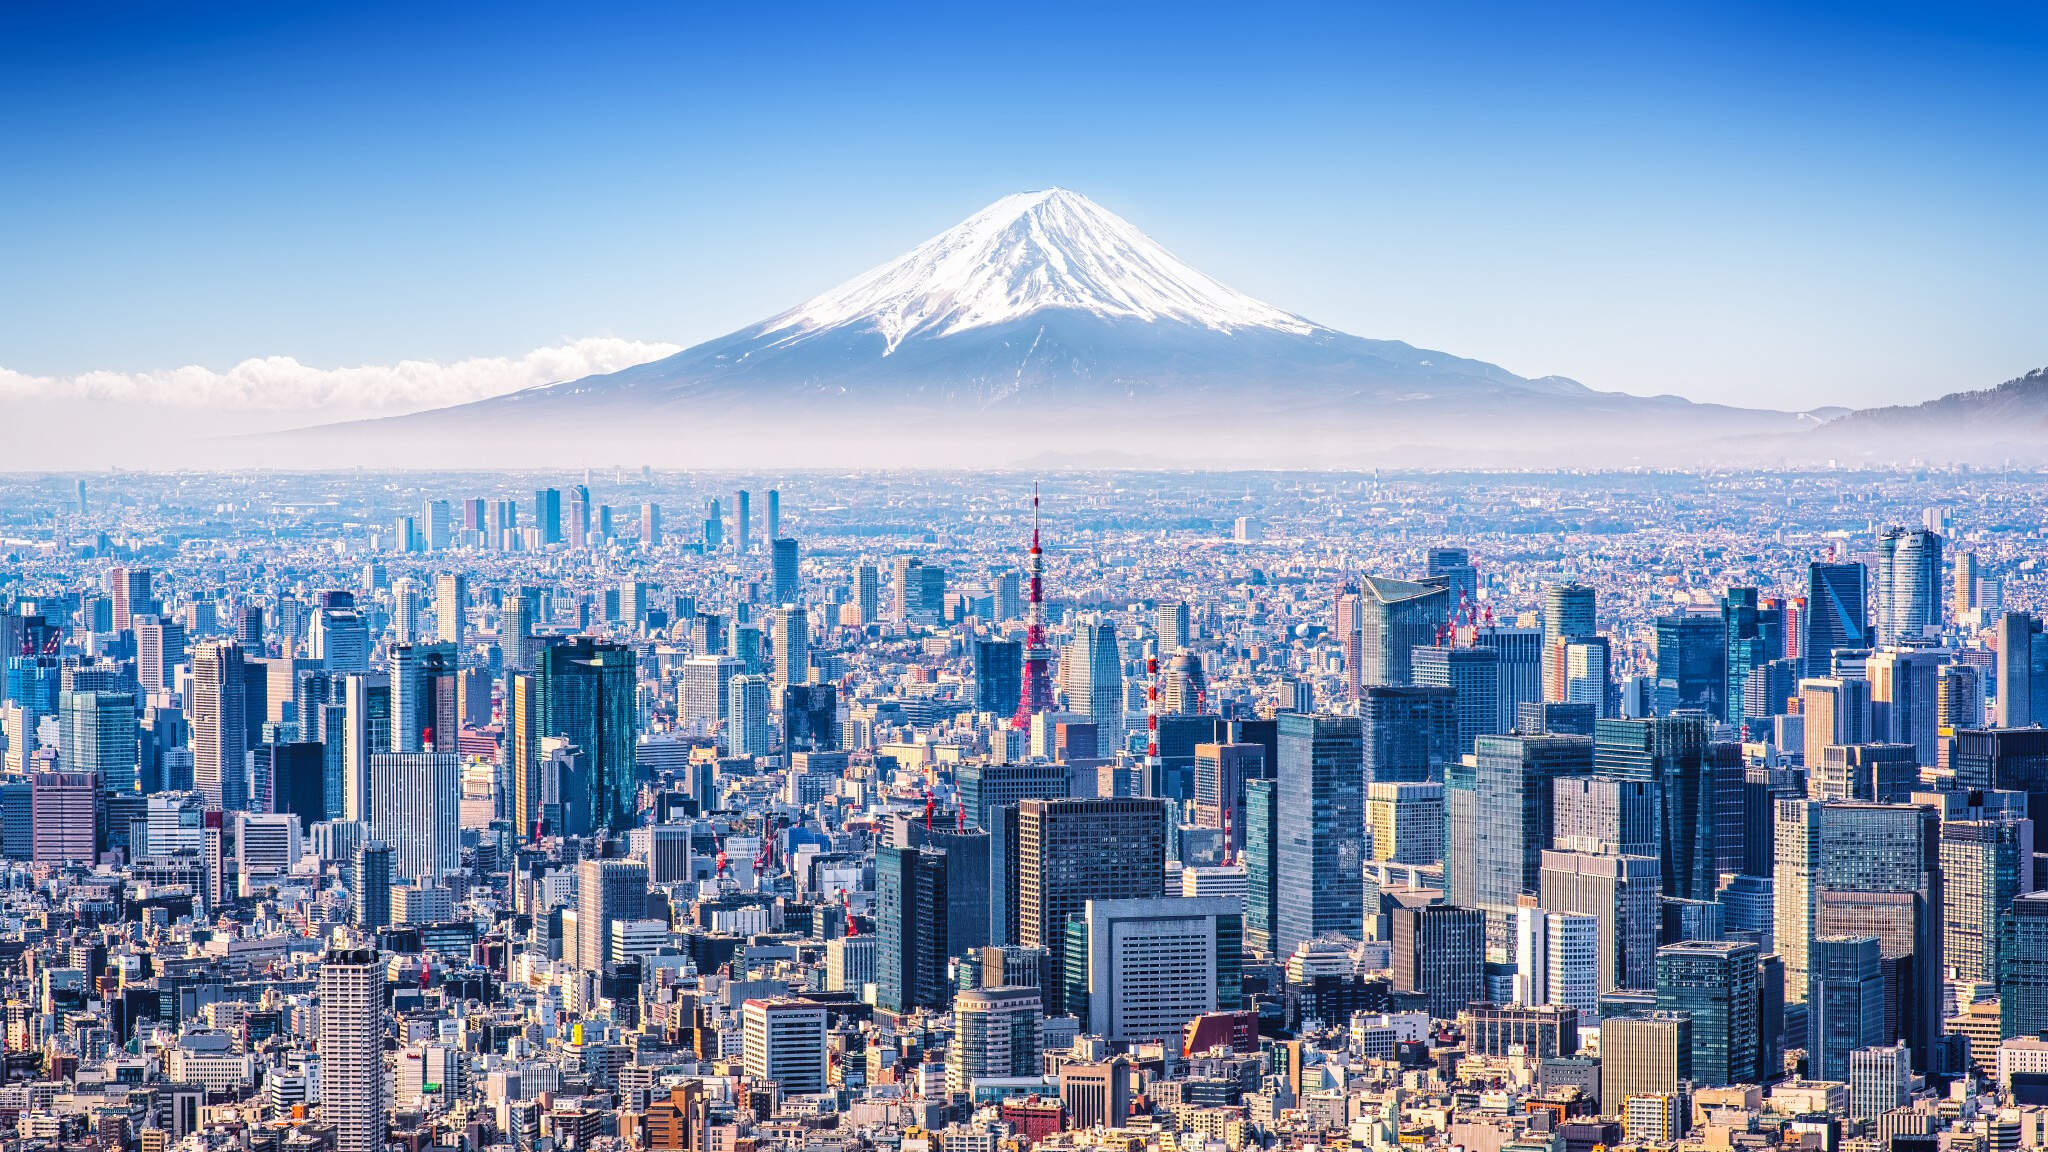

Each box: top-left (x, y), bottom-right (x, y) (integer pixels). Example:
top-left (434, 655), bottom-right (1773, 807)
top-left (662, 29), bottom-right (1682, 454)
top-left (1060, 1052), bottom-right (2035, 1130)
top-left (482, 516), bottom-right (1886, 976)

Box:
top-left (1805, 366), bottom-right (2048, 462)
top-left (278, 188), bottom-right (1813, 468)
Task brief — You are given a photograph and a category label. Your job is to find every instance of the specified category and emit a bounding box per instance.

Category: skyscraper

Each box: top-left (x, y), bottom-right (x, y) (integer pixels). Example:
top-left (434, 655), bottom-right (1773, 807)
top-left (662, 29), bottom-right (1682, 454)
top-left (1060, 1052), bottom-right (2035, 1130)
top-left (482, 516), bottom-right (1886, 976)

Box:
top-left (533, 487), bottom-right (562, 545)
top-left (734, 489), bottom-right (751, 552)
top-left (877, 832), bottom-right (990, 1012)
top-left (2002, 892), bottom-right (2048, 1039)
top-left (973, 638), bottom-right (1023, 718)
top-left (533, 638), bottom-right (638, 832)
top-left (1805, 562), bottom-right (1871, 678)
top-left (1060, 616), bottom-right (1124, 748)
top-left (1875, 526), bottom-right (1943, 643)
top-left (1722, 587), bottom-right (1784, 729)
top-left (1355, 576), bottom-right (1449, 688)
top-left (771, 537), bottom-right (799, 605)
top-left (1654, 939), bottom-right (1760, 1087)
top-left (1274, 713), bottom-right (1364, 956)
top-left (318, 949), bottom-right (388, 1152)
top-left (946, 986), bottom-right (1043, 1093)
top-left (1540, 848), bottom-right (1662, 993)
top-left (1360, 685), bottom-right (1456, 784)
top-left (1808, 934), bottom-right (1885, 1082)
top-left (1243, 778), bottom-right (1279, 956)
top-left (1542, 582), bottom-right (1597, 703)
top-left (1653, 612), bottom-right (1725, 717)
top-left (1075, 896), bottom-right (1242, 1042)
top-left (1799, 677), bottom-right (1872, 775)
top-left (1390, 902), bottom-right (1484, 1018)
top-left (729, 674), bottom-right (771, 757)
top-left (1016, 798), bottom-right (1166, 1013)
top-left (576, 858), bottom-right (650, 976)
top-left (1157, 599), bottom-right (1191, 655)
top-left (769, 605), bottom-right (808, 690)
top-left (190, 640), bottom-right (248, 811)
top-left (1867, 648), bottom-right (1941, 766)
top-left (352, 840), bottom-right (392, 929)
top-left (434, 573), bottom-right (467, 648)
top-left (60, 689), bottom-right (136, 793)
top-left (1456, 733), bottom-right (1593, 927)
top-left (1426, 546), bottom-right (1479, 610)
top-left (1941, 815), bottom-right (2034, 985)
top-left (766, 488), bottom-right (780, 542)
top-left (368, 752), bottom-right (460, 882)
top-left (1595, 716), bottom-right (1733, 903)
top-left (1412, 643), bottom-right (1502, 755)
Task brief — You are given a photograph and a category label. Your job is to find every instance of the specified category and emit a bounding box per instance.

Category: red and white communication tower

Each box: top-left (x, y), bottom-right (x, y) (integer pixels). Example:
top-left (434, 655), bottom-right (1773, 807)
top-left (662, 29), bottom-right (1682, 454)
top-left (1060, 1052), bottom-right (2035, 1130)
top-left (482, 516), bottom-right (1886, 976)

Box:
top-left (1144, 649), bottom-right (1162, 780)
top-left (1010, 484), bottom-right (1055, 730)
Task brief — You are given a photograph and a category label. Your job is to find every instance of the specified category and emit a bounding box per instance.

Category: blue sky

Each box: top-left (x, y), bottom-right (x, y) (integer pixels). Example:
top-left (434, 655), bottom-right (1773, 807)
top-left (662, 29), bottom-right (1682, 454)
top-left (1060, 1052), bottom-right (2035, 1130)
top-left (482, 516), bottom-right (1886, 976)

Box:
top-left (3, 0), bottom-right (2044, 411)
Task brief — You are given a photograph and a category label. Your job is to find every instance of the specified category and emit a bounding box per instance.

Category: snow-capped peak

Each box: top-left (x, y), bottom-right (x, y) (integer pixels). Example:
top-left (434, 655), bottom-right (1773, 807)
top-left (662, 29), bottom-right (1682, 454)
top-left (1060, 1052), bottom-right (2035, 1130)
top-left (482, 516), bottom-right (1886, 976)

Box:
top-left (758, 188), bottom-right (1324, 353)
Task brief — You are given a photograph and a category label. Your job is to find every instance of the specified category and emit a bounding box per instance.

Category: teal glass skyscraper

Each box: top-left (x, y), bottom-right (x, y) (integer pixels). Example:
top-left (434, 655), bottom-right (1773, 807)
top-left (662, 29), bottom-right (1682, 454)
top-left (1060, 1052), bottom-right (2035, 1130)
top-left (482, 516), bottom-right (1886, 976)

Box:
top-left (1275, 712), bottom-right (1364, 957)
top-left (1654, 939), bottom-right (1760, 1087)
top-left (533, 637), bottom-right (638, 833)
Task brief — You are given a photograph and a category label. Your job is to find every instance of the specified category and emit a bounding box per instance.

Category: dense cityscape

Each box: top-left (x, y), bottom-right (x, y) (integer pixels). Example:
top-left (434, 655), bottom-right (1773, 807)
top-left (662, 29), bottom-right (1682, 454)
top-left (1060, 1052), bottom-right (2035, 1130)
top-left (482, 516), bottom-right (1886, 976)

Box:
top-left (0, 465), bottom-right (2046, 1152)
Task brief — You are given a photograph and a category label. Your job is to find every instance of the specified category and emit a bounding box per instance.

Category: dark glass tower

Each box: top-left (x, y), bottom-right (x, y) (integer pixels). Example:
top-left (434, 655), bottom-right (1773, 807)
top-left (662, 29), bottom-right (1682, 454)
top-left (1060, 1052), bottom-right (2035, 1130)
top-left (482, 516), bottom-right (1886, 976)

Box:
top-left (1595, 716), bottom-right (1732, 903)
top-left (1360, 686), bottom-right (1456, 784)
top-left (1653, 613), bottom-right (1725, 717)
top-left (1808, 934), bottom-right (1884, 1082)
top-left (1654, 939), bottom-right (1760, 1087)
top-left (1805, 562), bottom-right (1871, 678)
top-left (1243, 778), bottom-right (1280, 956)
top-left (1274, 713), bottom-right (1365, 956)
top-left (533, 638), bottom-right (638, 833)
top-left (973, 638), bottom-right (1024, 717)
top-left (876, 831), bottom-right (990, 1013)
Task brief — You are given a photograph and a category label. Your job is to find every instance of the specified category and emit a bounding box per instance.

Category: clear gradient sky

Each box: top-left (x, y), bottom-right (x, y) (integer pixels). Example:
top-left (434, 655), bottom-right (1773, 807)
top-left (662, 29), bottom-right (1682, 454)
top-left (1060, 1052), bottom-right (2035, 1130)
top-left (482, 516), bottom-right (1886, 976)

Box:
top-left (4, 0), bottom-right (2044, 412)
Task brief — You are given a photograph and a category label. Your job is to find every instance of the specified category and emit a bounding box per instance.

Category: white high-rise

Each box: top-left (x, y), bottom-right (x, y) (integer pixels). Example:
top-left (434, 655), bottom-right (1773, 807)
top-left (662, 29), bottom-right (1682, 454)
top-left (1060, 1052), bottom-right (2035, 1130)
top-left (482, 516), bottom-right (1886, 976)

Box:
top-left (318, 948), bottom-right (387, 1152)
top-left (434, 573), bottom-right (466, 648)
top-left (730, 674), bottom-right (772, 758)
top-left (741, 997), bottom-right (826, 1093)
top-left (771, 606), bottom-right (808, 690)
top-left (1513, 905), bottom-right (1597, 1015)
top-left (369, 752), bottom-right (460, 882)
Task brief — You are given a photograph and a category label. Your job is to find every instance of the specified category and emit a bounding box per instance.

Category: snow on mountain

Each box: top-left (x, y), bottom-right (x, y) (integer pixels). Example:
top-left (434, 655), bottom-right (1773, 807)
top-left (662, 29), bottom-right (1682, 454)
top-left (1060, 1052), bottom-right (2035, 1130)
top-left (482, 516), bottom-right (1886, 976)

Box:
top-left (757, 188), bottom-right (1322, 354)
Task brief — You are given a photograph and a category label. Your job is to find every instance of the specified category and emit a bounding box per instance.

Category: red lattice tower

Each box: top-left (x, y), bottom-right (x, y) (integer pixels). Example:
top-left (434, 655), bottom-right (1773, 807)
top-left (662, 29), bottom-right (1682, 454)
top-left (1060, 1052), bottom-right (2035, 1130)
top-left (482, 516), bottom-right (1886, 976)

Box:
top-left (1010, 484), bottom-right (1056, 730)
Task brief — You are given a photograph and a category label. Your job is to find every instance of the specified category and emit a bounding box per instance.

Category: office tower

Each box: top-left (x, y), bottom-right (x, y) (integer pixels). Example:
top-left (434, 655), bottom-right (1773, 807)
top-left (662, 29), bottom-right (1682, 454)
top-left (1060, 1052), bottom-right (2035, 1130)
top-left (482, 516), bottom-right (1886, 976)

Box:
top-left (1074, 896), bottom-right (1242, 1041)
top-left (1955, 549), bottom-right (1980, 619)
top-left (1062, 1057), bottom-right (1134, 1130)
top-left (1849, 1044), bottom-right (1911, 1121)
top-left (341, 673), bottom-right (391, 822)
top-left (733, 624), bottom-right (763, 673)
top-left (1553, 775), bottom-right (1656, 856)
top-left (1360, 685), bottom-right (1456, 784)
top-left (533, 638), bottom-right (638, 832)
top-left (254, 741), bottom-right (325, 832)
top-left (769, 606), bottom-right (807, 690)
top-left (1808, 934), bottom-right (1885, 1082)
top-left (1243, 778), bottom-right (1279, 955)
top-left (972, 638), bottom-right (1023, 717)
top-left (734, 489), bottom-right (751, 552)
top-left (729, 674), bottom-right (771, 757)
top-left (388, 642), bottom-right (457, 755)
top-left (1563, 638), bottom-right (1613, 716)
top-left (60, 689), bottom-right (136, 793)
top-left (1412, 643), bottom-right (1502, 755)
top-left (1542, 582), bottom-right (1598, 702)
top-left (1426, 546), bottom-right (1479, 610)
top-left (577, 858), bottom-right (649, 975)
top-left (639, 501), bottom-right (662, 548)
top-left (855, 564), bottom-right (880, 624)
top-left (956, 762), bottom-right (1065, 832)
top-left (1952, 728), bottom-right (2048, 823)
top-left (368, 752), bottom-right (459, 881)
top-left (1156, 599), bottom-right (1191, 656)
top-left (1390, 902), bottom-right (1484, 1018)
top-left (780, 683), bottom-right (838, 753)
top-left (1939, 664), bottom-right (1985, 732)
top-left (1601, 1013), bottom-right (1693, 1118)
top-left (740, 998), bottom-right (825, 1093)
top-left (680, 655), bottom-right (742, 736)
top-left (1942, 816), bottom-right (2034, 984)
top-left (319, 949), bottom-right (387, 1152)
top-left (1805, 562), bottom-right (1871, 677)
top-left (1161, 649), bottom-right (1206, 715)
top-left (134, 614), bottom-right (187, 692)
top-left (1867, 649), bottom-right (1940, 765)
top-left (1455, 733), bottom-right (1593, 925)
top-left (434, 573), bottom-right (466, 648)
top-left (947, 986), bottom-right (1043, 1093)
top-left (1016, 798), bottom-right (1166, 1013)
top-left (1998, 611), bottom-right (2048, 728)
top-left (2002, 892), bottom-right (2048, 1038)
top-left (421, 498), bottom-right (451, 551)
top-left (389, 578), bottom-right (421, 645)
top-left (1798, 676), bottom-right (1873, 775)
top-left (1876, 527), bottom-right (1943, 643)
top-left (1192, 742), bottom-right (1266, 847)
top-left (876, 830), bottom-right (992, 1012)
top-left (764, 487), bottom-right (780, 541)
top-left (501, 595), bottom-right (531, 673)
top-left (1540, 849), bottom-right (1661, 993)
top-left (1654, 939), bottom-right (1759, 1086)
top-left (190, 640), bottom-right (249, 811)
top-left (534, 487), bottom-right (562, 545)
top-left (770, 537), bottom-right (799, 605)
top-left (108, 566), bottom-right (154, 630)
top-left (1722, 588), bottom-right (1784, 727)
top-left (1811, 742), bottom-right (1917, 804)
top-left (1775, 800), bottom-right (1941, 1066)
top-left (308, 596), bottom-right (370, 674)
top-left (1060, 616), bottom-right (1124, 747)
top-left (1596, 716), bottom-right (1735, 903)
top-left (1274, 713), bottom-right (1364, 956)
top-left (699, 495), bottom-right (723, 550)
top-left (1653, 612), bottom-right (1726, 717)
top-left (1355, 576), bottom-right (1449, 688)
top-left (29, 771), bottom-right (98, 863)
top-left (1365, 781), bottom-right (1444, 865)
top-left (1513, 906), bottom-right (1598, 1014)
top-left (568, 484), bottom-right (590, 547)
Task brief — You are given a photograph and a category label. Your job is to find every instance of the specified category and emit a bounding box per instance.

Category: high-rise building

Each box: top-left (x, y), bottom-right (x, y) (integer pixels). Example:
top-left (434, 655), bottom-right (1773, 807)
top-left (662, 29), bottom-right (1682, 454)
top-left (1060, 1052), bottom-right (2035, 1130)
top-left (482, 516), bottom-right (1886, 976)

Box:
top-left (533, 487), bottom-right (562, 545)
top-left (1996, 612), bottom-right (2048, 729)
top-left (1455, 733), bottom-right (1593, 930)
top-left (1016, 798), bottom-right (1166, 1013)
top-left (946, 986), bottom-right (1043, 1094)
top-left (352, 840), bottom-right (392, 929)
top-left (1653, 612), bottom-right (1725, 718)
top-left (771, 537), bottom-right (799, 605)
top-left (1601, 1012), bottom-right (1692, 1116)
top-left (1942, 815), bottom-right (2034, 984)
top-left (1355, 576), bottom-right (1449, 688)
top-left (1275, 713), bottom-right (1364, 956)
top-left (29, 771), bottom-right (97, 863)
top-left (1865, 649), bottom-right (1940, 766)
top-left (368, 752), bottom-right (460, 882)
top-left (2001, 892), bottom-right (2048, 1039)
top-left (973, 638), bottom-right (1023, 718)
top-left (576, 858), bottom-right (649, 976)
top-left (190, 640), bottom-right (248, 811)
top-left (1799, 677), bottom-right (1873, 773)
top-left (1849, 1044), bottom-right (1912, 1121)
top-left (1367, 780), bottom-right (1444, 865)
top-left (855, 563), bottom-right (880, 624)
top-left (1775, 799), bottom-right (1942, 1067)
top-left (61, 689), bottom-right (136, 793)
top-left (740, 997), bottom-right (825, 1093)
top-left (640, 501), bottom-right (662, 548)
top-left (729, 674), bottom-right (771, 758)
top-left (1360, 685), bottom-right (1456, 784)
top-left (318, 949), bottom-right (388, 1152)
top-left (734, 489), bottom-right (751, 553)
top-left (1722, 588), bottom-right (1785, 729)
top-left (1876, 527), bottom-right (1943, 644)
top-left (532, 638), bottom-right (638, 832)
top-left (1805, 562), bottom-right (1871, 678)
top-left (134, 614), bottom-right (187, 692)
top-left (876, 831), bottom-right (990, 1012)
top-left (1808, 934), bottom-right (1885, 1082)
top-left (1390, 902), bottom-right (1484, 1018)
top-left (1074, 896), bottom-right (1242, 1042)
top-left (568, 484), bottom-right (590, 548)
top-left (1654, 939), bottom-right (1759, 1086)
top-left (1596, 716), bottom-right (1734, 903)
top-left (1243, 778), bottom-right (1280, 956)
top-left (1952, 727), bottom-right (2048, 822)
top-left (1157, 600), bottom-right (1191, 655)
top-left (1059, 616), bottom-right (1124, 748)
top-left (1191, 741), bottom-right (1264, 847)
top-left (956, 761), bottom-right (1066, 832)
top-left (780, 683), bottom-right (838, 754)
top-left (1513, 905), bottom-right (1598, 1014)
top-left (1426, 546), bottom-right (1479, 610)
top-left (1540, 849), bottom-right (1662, 993)
top-left (434, 573), bottom-right (467, 648)
top-left (769, 606), bottom-right (807, 690)
top-left (766, 488), bottom-right (780, 542)
top-left (1542, 582), bottom-right (1598, 703)
top-left (1552, 775), bottom-right (1656, 856)
top-left (1412, 643), bottom-right (1502, 755)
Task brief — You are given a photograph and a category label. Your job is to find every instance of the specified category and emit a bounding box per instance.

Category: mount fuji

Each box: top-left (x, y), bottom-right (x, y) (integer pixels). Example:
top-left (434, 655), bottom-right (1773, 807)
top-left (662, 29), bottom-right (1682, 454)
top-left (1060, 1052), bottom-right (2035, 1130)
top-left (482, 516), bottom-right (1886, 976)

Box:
top-left (285, 189), bottom-right (1814, 467)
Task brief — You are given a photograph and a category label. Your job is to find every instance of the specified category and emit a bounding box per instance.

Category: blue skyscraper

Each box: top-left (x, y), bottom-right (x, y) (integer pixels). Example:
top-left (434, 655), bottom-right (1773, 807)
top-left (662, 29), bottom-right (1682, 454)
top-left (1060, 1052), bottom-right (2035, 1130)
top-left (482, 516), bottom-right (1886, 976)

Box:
top-left (1275, 713), bottom-right (1364, 957)
top-left (1805, 562), bottom-right (1871, 678)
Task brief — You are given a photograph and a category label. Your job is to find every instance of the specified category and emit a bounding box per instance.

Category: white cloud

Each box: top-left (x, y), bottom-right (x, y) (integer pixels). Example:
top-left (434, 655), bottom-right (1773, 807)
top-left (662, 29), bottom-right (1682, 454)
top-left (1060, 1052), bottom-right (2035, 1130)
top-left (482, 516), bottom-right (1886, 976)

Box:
top-left (0, 336), bottom-right (682, 413)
